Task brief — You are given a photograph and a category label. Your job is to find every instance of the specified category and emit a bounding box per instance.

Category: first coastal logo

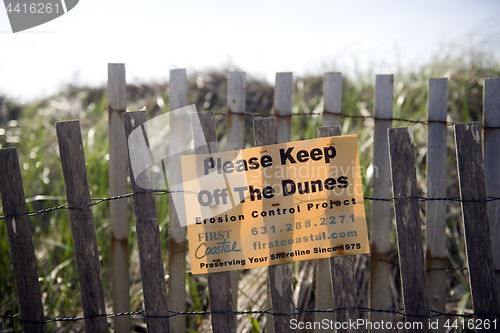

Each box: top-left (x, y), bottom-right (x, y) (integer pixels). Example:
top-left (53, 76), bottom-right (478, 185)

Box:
top-left (3, 0), bottom-right (79, 33)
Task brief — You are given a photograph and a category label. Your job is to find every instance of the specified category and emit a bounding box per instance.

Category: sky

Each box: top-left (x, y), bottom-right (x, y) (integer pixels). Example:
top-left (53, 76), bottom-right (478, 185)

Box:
top-left (0, 0), bottom-right (499, 102)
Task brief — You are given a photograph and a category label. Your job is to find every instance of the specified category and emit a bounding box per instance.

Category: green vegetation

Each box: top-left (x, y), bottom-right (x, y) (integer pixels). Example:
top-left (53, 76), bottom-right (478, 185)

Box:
top-left (0, 48), bottom-right (499, 332)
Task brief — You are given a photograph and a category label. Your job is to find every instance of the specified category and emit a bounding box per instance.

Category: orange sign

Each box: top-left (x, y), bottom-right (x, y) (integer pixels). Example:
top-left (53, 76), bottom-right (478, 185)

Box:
top-left (181, 135), bottom-right (369, 274)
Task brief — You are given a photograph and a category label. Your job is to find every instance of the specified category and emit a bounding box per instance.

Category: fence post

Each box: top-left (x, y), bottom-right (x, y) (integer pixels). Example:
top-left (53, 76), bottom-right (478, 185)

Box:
top-left (317, 126), bottom-right (359, 333)
top-left (274, 72), bottom-right (293, 142)
top-left (0, 148), bottom-right (46, 333)
top-left (369, 74), bottom-right (393, 329)
top-left (314, 74), bottom-right (342, 331)
top-left (272, 73), bottom-right (295, 333)
top-left (123, 112), bottom-right (170, 332)
top-left (454, 122), bottom-right (500, 328)
top-left (254, 117), bottom-right (296, 333)
top-left (388, 127), bottom-right (430, 333)
top-left (322, 72), bottom-right (342, 127)
top-left (226, 71), bottom-right (246, 314)
top-left (168, 68), bottom-right (188, 333)
top-left (483, 77), bottom-right (500, 297)
top-left (191, 111), bottom-right (236, 333)
top-left (227, 71), bottom-right (246, 150)
top-left (425, 78), bottom-right (448, 330)
top-left (313, 125), bottom-right (340, 332)
top-left (107, 63), bottom-right (131, 333)
top-left (56, 120), bottom-right (107, 333)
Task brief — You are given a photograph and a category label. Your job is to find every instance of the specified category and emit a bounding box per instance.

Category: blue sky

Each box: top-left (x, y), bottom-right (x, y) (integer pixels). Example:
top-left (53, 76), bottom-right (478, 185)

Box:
top-left (0, 0), bottom-right (499, 101)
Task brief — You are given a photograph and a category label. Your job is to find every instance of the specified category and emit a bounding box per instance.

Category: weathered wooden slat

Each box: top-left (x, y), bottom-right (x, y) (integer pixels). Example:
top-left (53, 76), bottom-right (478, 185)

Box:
top-left (370, 74), bottom-right (393, 329)
top-left (192, 111), bottom-right (235, 333)
top-left (330, 256), bottom-right (358, 331)
top-left (425, 78), bottom-right (448, 330)
top-left (315, 256), bottom-right (334, 332)
top-left (313, 126), bottom-right (339, 332)
top-left (323, 72), bottom-right (342, 127)
top-left (316, 74), bottom-right (342, 331)
top-left (454, 122), bottom-right (500, 327)
top-left (0, 148), bottom-right (46, 333)
top-left (484, 77), bottom-right (500, 297)
top-left (266, 73), bottom-right (294, 332)
top-left (227, 71), bottom-right (246, 150)
top-left (317, 126), bottom-right (341, 138)
top-left (107, 62), bottom-right (130, 333)
top-left (388, 127), bottom-right (430, 333)
top-left (56, 121), bottom-right (107, 332)
top-left (274, 72), bottom-right (293, 143)
top-left (317, 126), bottom-right (359, 332)
top-left (123, 112), bottom-right (170, 332)
top-left (254, 117), bottom-right (295, 333)
top-left (226, 71), bottom-right (246, 315)
top-left (168, 68), bottom-right (188, 333)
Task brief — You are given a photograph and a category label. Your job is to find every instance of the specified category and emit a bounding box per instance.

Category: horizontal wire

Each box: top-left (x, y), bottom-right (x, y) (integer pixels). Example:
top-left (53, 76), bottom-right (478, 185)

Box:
top-left (369, 256), bottom-right (481, 272)
top-left (365, 196), bottom-right (500, 202)
top-left (1, 306), bottom-right (493, 324)
top-left (0, 190), bottom-right (180, 220)
top-left (217, 110), bottom-right (500, 127)
top-left (1, 193), bottom-right (498, 220)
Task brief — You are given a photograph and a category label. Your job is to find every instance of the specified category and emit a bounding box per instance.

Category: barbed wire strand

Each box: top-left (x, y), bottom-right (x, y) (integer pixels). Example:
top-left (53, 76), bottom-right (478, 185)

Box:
top-left (1, 191), bottom-right (499, 220)
top-left (2, 307), bottom-right (498, 325)
top-left (0, 190), bottom-right (179, 220)
top-left (217, 110), bottom-right (500, 129)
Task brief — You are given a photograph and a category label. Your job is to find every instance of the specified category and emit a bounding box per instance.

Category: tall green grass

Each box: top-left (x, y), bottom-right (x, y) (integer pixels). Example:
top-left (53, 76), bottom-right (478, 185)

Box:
top-left (0, 47), bottom-right (499, 332)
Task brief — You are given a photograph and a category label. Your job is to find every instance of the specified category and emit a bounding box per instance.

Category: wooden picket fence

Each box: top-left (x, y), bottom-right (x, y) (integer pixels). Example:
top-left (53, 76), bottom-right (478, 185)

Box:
top-left (0, 66), bottom-right (500, 333)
